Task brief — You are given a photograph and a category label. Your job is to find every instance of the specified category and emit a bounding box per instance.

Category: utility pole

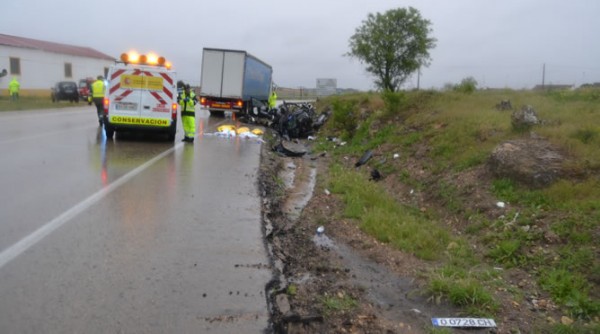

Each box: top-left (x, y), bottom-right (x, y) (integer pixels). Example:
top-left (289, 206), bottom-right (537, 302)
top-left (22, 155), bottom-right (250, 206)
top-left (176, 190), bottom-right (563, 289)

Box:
top-left (417, 68), bottom-right (421, 90)
top-left (542, 63), bottom-right (546, 89)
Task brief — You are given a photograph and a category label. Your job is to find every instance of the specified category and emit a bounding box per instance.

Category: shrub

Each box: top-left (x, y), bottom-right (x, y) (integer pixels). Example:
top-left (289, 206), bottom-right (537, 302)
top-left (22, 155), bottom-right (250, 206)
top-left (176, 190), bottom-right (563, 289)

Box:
top-left (453, 76), bottom-right (478, 94)
top-left (381, 90), bottom-right (406, 115)
top-left (330, 99), bottom-right (358, 139)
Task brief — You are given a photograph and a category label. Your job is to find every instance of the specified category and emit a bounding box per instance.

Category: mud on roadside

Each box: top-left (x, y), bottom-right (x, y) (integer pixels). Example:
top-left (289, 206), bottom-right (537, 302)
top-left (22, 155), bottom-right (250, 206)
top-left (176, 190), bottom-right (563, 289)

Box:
top-left (258, 136), bottom-right (499, 334)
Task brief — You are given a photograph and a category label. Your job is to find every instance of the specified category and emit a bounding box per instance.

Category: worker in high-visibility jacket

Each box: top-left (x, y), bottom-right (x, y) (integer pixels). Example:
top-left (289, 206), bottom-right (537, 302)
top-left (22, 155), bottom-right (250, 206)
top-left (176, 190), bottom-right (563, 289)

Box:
top-left (268, 90), bottom-right (277, 109)
top-left (178, 84), bottom-right (197, 142)
top-left (8, 77), bottom-right (20, 102)
top-left (90, 76), bottom-right (105, 126)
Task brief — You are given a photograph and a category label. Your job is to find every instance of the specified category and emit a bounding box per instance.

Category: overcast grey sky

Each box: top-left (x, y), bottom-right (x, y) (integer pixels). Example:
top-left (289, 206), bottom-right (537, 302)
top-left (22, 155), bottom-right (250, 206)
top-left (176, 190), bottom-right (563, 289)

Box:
top-left (3, 0), bottom-right (599, 90)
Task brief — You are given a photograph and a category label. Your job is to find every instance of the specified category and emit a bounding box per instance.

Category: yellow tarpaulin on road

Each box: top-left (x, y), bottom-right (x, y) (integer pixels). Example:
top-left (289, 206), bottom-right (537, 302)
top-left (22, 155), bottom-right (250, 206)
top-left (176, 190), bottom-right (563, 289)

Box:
top-left (217, 124), bottom-right (236, 132)
top-left (236, 127), bottom-right (250, 134)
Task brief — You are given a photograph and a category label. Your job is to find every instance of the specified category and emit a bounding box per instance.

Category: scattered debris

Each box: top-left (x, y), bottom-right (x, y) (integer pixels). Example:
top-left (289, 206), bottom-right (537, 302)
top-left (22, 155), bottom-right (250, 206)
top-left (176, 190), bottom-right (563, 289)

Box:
top-left (238, 132), bottom-right (260, 139)
top-left (370, 168), bottom-right (381, 181)
top-left (310, 152), bottom-right (326, 161)
top-left (355, 150), bottom-right (373, 167)
top-left (273, 141), bottom-right (306, 157)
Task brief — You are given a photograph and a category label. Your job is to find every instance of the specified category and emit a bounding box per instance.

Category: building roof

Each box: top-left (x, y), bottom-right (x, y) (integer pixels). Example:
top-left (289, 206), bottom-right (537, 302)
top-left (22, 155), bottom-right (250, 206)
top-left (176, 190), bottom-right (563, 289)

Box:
top-left (0, 34), bottom-right (114, 61)
top-left (533, 84), bottom-right (573, 91)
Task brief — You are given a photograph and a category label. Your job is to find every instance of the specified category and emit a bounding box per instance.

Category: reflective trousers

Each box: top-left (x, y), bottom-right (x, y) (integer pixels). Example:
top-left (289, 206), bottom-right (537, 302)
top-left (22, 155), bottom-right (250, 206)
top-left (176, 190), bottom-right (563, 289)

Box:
top-left (182, 114), bottom-right (195, 139)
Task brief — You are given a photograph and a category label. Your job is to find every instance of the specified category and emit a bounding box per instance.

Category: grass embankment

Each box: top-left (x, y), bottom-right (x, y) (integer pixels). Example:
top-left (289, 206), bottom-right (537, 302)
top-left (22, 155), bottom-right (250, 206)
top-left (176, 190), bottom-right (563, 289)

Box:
top-left (313, 89), bottom-right (599, 332)
top-left (0, 96), bottom-right (82, 112)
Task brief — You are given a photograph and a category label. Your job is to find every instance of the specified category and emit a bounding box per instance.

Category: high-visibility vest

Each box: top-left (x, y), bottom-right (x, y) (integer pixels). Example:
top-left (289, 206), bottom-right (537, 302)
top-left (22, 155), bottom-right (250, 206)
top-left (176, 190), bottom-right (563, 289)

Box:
top-left (8, 78), bottom-right (20, 93)
top-left (91, 80), bottom-right (105, 98)
top-left (268, 92), bottom-right (277, 108)
top-left (179, 92), bottom-right (196, 116)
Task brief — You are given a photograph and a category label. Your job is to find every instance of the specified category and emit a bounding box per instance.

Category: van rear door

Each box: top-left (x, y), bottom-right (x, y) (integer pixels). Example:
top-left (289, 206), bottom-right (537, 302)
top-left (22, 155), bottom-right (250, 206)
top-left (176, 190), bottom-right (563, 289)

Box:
top-left (109, 68), bottom-right (144, 118)
top-left (138, 69), bottom-right (174, 118)
top-left (109, 67), bottom-right (174, 124)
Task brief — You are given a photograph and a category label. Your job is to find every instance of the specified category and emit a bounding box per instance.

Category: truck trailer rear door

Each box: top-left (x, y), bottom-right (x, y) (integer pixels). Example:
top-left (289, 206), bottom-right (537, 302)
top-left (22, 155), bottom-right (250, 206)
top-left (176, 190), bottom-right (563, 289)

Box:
top-left (200, 49), bottom-right (245, 98)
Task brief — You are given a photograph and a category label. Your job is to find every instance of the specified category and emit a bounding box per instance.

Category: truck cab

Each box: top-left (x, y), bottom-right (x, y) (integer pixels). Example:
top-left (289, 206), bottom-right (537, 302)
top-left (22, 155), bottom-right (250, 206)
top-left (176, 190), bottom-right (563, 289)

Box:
top-left (103, 52), bottom-right (178, 140)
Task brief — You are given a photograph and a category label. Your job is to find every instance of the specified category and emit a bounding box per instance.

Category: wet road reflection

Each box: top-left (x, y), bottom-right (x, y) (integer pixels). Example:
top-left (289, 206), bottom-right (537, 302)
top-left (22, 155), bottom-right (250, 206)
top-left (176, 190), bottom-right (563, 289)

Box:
top-left (0, 107), bottom-right (272, 332)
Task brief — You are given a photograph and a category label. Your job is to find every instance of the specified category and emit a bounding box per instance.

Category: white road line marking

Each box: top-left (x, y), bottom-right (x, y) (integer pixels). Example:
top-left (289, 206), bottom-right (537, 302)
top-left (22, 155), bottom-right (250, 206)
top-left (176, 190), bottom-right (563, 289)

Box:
top-left (0, 142), bottom-right (184, 270)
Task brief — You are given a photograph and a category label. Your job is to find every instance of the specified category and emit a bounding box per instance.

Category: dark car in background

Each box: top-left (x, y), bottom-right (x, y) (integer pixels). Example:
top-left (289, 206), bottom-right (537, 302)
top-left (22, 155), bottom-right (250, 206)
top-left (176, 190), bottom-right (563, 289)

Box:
top-left (51, 81), bottom-right (79, 103)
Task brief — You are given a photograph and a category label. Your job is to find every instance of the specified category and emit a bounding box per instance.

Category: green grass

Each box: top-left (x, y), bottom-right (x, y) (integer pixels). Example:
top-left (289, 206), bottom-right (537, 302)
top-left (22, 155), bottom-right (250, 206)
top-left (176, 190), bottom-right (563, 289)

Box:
top-left (0, 96), bottom-right (82, 111)
top-left (286, 284), bottom-right (297, 296)
top-left (543, 323), bottom-right (600, 334)
top-left (328, 163), bottom-right (451, 260)
top-left (539, 269), bottom-right (600, 319)
top-left (426, 265), bottom-right (498, 316)
top-left (315, 88), bottom-right (600, 327)
top-left (486, 239), bottom-right (523, 267)
top-left (320, 292), bottom-right (359, 314)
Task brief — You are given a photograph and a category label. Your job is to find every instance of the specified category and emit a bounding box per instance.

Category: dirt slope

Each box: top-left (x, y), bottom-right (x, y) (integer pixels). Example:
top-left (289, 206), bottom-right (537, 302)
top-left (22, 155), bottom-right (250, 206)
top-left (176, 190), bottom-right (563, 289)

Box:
top-left (260, 134), bottom-right (576, 333)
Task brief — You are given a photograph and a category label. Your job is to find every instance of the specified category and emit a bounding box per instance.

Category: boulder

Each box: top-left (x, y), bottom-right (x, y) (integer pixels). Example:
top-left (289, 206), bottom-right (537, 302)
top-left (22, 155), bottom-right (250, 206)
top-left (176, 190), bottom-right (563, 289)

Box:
top-left (511, 105), bottom-right (539, 130)
top-left (488, 139), bottom-right (564, 188)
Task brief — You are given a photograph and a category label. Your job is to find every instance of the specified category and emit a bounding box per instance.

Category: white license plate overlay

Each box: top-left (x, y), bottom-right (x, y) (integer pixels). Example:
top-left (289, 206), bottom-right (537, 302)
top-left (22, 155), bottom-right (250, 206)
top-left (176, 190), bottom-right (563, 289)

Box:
top-left (432, 318), bottom-right (496, 328)
top-left (115, 102), bottom-right (138, 111)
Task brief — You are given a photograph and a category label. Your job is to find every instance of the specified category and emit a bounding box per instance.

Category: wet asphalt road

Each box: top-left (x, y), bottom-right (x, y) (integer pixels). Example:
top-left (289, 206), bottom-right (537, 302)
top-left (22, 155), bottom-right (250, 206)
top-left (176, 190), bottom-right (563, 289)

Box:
top-left (0, 106), bottom-right (272, 333)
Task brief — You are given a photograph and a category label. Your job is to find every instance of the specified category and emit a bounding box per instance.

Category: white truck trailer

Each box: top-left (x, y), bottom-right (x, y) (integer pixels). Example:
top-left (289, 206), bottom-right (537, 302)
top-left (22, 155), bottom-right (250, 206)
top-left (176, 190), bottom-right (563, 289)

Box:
top-left (199, 48), bottom-right (273, 117)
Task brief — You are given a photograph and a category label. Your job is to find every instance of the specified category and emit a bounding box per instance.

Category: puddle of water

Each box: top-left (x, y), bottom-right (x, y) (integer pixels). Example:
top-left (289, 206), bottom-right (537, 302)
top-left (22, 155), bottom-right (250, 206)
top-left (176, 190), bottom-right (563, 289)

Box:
top-left (288, 272), bottom-right (312, 285)
top-left (312, 234), bottom-right (337, 249)
top-left (280, 161), bottom-right (296, 189)
top-left (281, 160), bottom-right (316, 222)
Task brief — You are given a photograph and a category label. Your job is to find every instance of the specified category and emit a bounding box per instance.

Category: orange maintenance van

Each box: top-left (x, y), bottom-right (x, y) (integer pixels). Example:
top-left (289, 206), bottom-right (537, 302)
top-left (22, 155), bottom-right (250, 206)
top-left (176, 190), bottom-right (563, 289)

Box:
top-left (103, 52), bottom-right (178, 140)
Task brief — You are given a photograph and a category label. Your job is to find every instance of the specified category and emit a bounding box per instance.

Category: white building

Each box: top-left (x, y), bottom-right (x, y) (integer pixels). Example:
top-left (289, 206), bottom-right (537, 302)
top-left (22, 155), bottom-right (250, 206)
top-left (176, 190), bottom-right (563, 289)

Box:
top-left (0, 34), bottom-right (114, 96)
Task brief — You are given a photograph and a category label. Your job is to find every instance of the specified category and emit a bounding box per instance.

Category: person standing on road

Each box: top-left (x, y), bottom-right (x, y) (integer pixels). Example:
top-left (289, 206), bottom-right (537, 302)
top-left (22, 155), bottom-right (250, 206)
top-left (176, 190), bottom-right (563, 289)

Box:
top-left (8, 77), bottom-right (20, 102)
top-left (91, 76), bottom-right (105, 126)
top-left (179, 84), bottom-right (197, 143)
top-left (268, 90), bottom-right (277, 109)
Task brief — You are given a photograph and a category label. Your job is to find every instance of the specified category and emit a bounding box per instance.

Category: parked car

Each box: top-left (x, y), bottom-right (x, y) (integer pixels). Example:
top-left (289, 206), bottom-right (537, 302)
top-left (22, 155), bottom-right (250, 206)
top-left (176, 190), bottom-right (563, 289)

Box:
top-left (78, 77), bottom-right (94, 103)
top-left (51, 81), bottom-right (79, 102)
